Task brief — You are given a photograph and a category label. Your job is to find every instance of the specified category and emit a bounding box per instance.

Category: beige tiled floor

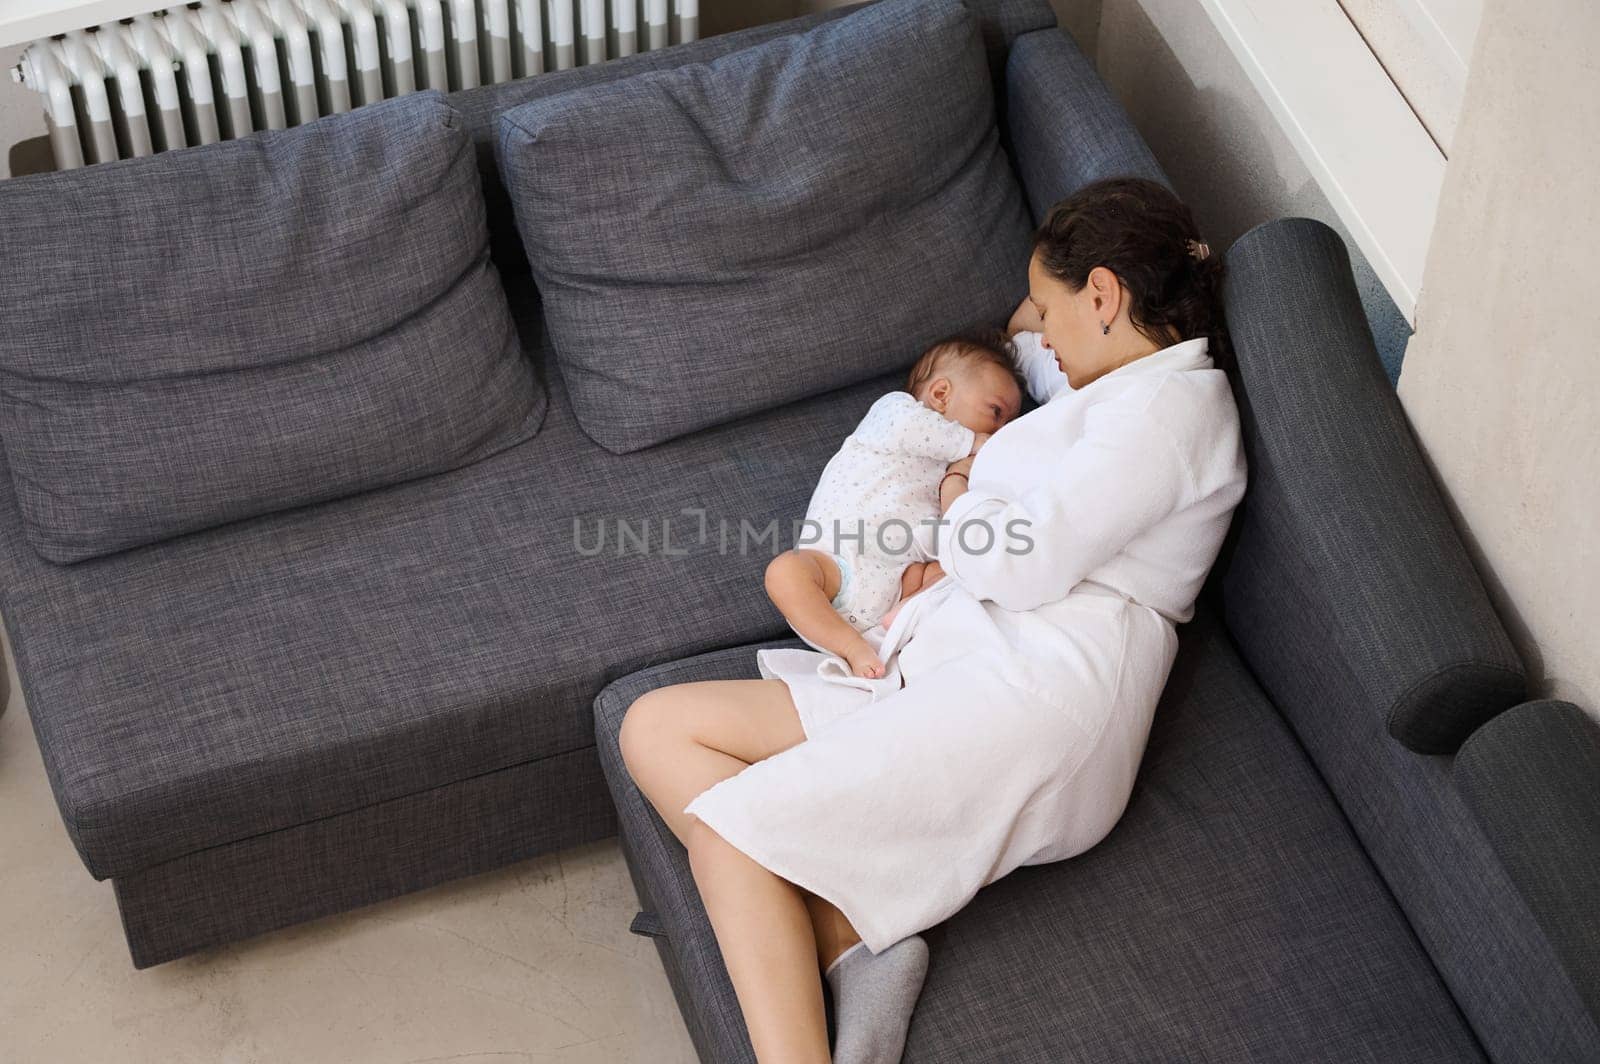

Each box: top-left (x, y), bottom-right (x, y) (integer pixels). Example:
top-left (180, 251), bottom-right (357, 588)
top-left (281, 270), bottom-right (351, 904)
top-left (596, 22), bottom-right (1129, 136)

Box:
top-left (0, 634), bottom-right (698, 1064)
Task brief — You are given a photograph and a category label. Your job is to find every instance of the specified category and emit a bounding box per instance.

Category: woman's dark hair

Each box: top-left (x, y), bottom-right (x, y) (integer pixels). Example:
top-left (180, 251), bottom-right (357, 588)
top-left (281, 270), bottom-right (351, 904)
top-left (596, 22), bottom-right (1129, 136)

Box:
top-left (1032, 176), bottom-right (1228, 368)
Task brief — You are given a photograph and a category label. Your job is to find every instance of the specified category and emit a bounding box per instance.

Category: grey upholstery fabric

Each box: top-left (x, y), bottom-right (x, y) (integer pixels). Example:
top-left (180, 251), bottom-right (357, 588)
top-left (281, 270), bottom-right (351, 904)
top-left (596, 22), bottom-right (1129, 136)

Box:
top-left (0, 267), bottom-right (907, 881)
top-left (1004, 27), bottom-right (1171, 221)
top-left (0, 90), bottom-right (544, 564)
top-left (594, 613), bottom-right (1484, 1064)
top-left (442, 0), bottom-right (1058, 275)
top-left (113, 746), bottom-right (615, 968)
top-left (495, 0), bottom-right (1035, 453)
top-left (1456, 700), bottom-right (1600, 1026)
top-left (1217, 221), bottom-right (1598, 1061)
top-left (1218, 218), bottom-right (1525, 754)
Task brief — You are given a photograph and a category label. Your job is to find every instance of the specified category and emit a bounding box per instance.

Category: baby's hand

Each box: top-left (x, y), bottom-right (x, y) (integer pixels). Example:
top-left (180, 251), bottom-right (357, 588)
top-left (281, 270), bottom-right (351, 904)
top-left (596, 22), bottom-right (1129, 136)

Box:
top-left (970, 432), bottom-right (991, 455)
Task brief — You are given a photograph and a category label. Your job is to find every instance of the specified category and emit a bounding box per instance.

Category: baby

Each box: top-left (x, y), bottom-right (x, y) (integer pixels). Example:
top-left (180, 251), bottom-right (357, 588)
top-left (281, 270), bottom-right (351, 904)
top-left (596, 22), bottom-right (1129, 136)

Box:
top-left (765, 328), bottom-right (1026, 679)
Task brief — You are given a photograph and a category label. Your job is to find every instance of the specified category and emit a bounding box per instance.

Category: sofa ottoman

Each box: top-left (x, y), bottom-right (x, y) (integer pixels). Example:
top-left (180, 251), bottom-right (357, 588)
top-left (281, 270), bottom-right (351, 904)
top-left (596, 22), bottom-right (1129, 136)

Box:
top-left (596, 612), bottom-right (1486, 1063)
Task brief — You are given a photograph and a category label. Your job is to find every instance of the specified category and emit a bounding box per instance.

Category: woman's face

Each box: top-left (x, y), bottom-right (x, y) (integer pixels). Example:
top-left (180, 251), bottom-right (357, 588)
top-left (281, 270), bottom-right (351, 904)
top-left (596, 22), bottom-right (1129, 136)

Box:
top-left (1025, 251), bottom-right (1130, 390)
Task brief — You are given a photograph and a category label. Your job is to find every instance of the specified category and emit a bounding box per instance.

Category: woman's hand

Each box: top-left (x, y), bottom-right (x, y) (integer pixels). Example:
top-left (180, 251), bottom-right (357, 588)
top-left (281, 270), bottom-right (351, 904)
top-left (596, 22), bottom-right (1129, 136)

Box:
top-left (1007, 296), bottom-right (1044, 337)
top-left (940, 455), bottom-right (973, 514)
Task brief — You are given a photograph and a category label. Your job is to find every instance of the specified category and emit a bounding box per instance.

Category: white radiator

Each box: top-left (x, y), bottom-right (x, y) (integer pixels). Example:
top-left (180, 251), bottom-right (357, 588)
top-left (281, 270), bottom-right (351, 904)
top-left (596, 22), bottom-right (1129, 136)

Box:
top-left (9, 0), bottom-right (699, 171)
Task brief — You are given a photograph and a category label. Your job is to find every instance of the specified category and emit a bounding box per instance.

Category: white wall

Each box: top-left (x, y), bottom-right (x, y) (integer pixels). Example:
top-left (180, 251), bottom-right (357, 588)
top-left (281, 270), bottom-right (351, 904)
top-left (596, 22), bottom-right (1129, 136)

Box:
top-left (1085, 0), bottom-right (1413, 379)
top-left (1336, 0), bottom-right (1478, 154)
top-left (1396, 0), bottom-right (1599, 715)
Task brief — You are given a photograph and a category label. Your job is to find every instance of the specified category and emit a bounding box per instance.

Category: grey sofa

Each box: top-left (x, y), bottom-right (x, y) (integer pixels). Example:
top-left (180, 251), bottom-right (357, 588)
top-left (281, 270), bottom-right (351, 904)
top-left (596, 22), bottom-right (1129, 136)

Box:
top-left (0, 1), bottom-right (1595, 1062)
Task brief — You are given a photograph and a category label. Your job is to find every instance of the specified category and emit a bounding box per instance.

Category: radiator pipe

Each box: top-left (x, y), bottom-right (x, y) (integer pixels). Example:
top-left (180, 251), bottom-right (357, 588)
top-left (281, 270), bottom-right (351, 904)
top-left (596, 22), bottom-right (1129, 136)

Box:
top-left (265, 0), bottom-right (319, 125)
top-left (644, 0), bottom-right (667, 52)
top-left (416, 0), bottom-right (449, 92)
top-left (58, 30), bottom-right (118, 164)
top-left (483, 0), bottom-right (512, 84)
top-left (128, 13), bottom-right (188, 151)
top-left (193, 2), bottom-right (254, 140)
top-left (549, 0), bottom-right (575, 71)
top-left (677, 0), bottom-right (698, 45)
top-left (160, 9), bottom-right (222, 145)
top-left (231, 0), bottom-right (288, 129)
top-left (579, 0), bottom-right (604, 65)
top-left (449, 0), bottom-right (480, 89)
top-left (11, 44), bottom-right (85, 169)
top-left (301, 0), bottom-right (353, 112)
top-left (89, 24), bottom-right (153, 157)
top-left (374, 0), bottom-right (417, 96)
top-left (611, 0), bottom-right (637, 58)
top-left (515, 0), bottom-right (544, 76)
top-left (339, 0), bottom-right (385, 107)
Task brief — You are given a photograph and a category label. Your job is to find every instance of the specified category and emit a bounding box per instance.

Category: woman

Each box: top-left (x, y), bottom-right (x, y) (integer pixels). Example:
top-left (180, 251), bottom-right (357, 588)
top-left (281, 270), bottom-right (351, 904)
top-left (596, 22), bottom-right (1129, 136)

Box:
top-left (619, 177), bottom-right (1247, 1063)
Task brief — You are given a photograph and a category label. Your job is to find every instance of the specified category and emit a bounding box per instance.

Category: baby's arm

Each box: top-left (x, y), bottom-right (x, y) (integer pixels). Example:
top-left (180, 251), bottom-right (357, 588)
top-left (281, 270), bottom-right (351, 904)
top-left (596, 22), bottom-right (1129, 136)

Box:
top-left (852, 392), bottom-right (975, 460)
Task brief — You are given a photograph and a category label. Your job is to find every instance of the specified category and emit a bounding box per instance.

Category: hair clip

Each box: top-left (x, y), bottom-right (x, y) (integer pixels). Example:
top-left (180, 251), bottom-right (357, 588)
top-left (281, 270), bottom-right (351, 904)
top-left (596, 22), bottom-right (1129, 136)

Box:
top-left (1186, 239), bottom-right (1211, 262)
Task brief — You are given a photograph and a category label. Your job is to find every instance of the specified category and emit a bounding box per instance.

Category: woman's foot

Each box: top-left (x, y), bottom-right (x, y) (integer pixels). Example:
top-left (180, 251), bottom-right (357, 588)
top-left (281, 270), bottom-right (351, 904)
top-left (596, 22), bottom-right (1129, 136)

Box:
top-left (824, 935), bottom-right (930, 1064)
top-left (842, 636), bottom-right (885, 679)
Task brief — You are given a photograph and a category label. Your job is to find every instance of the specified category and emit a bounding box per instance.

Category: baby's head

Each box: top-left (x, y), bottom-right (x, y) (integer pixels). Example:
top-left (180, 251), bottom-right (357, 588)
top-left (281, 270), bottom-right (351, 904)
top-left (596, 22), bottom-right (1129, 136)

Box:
top-left (906, 327), bottom-right (1025, 436)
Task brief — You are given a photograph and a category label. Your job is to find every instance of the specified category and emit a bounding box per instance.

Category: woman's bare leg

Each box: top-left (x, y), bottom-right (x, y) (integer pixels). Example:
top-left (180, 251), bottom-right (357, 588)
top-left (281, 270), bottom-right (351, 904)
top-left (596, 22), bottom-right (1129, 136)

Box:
top-left (687, 817), bottom-right (831, 1062)
top-left (619, 679), bottom-right (866, 1057)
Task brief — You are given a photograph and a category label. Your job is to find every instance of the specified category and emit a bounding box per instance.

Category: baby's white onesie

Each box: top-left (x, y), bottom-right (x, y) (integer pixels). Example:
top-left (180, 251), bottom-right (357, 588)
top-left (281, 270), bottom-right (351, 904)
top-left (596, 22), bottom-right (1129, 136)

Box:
top-left (797, 392), bottom-right (975, 632)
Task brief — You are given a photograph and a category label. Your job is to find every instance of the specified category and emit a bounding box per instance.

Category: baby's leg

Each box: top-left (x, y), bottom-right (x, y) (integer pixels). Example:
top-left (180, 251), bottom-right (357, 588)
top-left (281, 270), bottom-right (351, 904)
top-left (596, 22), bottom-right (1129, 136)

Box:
top-left (877, 561), bottom-right (946, 630)
top-left (765, 550), bottom-right (885, 679)
top-left (877, 562), bottom-right (928, 630)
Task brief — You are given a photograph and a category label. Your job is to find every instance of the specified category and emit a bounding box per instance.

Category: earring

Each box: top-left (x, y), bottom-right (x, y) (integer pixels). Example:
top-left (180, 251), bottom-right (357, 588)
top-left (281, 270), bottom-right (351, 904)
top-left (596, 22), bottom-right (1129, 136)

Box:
top-left (1100, 321), bottom-right (1110, 336)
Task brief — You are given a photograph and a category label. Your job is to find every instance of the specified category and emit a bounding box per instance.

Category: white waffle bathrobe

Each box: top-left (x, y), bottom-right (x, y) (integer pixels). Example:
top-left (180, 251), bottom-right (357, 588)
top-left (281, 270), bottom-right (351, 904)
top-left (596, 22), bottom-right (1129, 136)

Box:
top-left (684, 331), bottom-right (1247, 953)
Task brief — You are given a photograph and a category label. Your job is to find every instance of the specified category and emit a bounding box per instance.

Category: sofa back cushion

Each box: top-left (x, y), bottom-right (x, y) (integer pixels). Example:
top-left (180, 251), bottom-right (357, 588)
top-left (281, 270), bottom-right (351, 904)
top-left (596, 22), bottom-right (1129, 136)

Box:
top-left (495, 0), bottom-right (1035, 454)
top-left (0, 90), bottom-right (545, 564)
top-left (441, 0), bottom-right (1060, 276)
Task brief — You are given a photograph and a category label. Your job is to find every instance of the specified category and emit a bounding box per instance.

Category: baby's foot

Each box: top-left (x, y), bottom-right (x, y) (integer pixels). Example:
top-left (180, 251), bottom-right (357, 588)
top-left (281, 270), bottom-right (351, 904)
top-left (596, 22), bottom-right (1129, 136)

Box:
top-left (842, 637), bottom-right (885, 679)
top-left (878, 598), bottom-right (906, 630)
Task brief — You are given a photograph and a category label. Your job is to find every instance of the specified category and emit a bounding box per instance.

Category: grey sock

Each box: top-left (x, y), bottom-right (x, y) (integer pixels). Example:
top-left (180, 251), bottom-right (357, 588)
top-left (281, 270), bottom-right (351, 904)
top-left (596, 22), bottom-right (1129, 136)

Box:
top-left (824, 935), bottom-right (930, 1064)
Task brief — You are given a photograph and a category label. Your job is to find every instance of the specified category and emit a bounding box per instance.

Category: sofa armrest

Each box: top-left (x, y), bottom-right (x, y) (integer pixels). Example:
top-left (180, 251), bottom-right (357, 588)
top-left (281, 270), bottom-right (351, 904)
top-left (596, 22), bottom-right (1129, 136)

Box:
top-left (1003, 27), bottom-right (1170, 222)
top-left (1218, 219), bottom-right (1526, 754)
top-left (1454, 699), bottom-right (1600, 1022)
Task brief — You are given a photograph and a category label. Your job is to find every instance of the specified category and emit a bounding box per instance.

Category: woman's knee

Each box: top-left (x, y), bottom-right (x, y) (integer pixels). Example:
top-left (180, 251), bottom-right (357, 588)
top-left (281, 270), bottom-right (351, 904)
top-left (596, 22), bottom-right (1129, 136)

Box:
top-left (618, 686), bottom-right (683, 778)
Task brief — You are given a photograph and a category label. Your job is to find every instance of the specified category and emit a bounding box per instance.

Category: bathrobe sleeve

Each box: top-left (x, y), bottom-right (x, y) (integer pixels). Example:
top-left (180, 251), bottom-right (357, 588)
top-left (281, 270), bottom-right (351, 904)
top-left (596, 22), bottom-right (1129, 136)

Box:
top-left (1010, 330), bottom-right (1071, 404)
top-left (938, 390), bottom-right (1195, 612)
top-left (852, 392), bottom-right (976, 461)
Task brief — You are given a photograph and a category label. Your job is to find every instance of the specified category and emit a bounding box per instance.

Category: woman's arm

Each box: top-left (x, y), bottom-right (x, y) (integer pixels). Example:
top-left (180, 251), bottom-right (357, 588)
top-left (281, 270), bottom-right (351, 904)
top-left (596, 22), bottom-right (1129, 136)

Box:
top-left (1010, 330), bottom-right (1070, 404)
top-left (1007, 296), bottom-right (1044, 337)
top-left (939, 456), bottom-right (973, 513)
top-left (937, 398), bottom-right (1193, 611)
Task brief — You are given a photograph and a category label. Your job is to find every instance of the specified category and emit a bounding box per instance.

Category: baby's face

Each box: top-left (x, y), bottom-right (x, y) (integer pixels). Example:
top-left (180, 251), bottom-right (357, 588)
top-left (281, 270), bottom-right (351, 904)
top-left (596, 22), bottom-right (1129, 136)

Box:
top-left (941, 361), bottom-right (1022, 436)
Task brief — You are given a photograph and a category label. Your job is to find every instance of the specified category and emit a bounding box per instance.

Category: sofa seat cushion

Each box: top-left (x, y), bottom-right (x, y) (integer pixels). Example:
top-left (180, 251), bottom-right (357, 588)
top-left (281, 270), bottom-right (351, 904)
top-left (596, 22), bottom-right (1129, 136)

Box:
top-left (593, 611), bottom-right (1483, 1063)
top-left (495, 0), bottom-right (1034, 453)
top-left (0, 91), bottom-right (544, 564)
top-left (0, 271), bottom-right (900, 880)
